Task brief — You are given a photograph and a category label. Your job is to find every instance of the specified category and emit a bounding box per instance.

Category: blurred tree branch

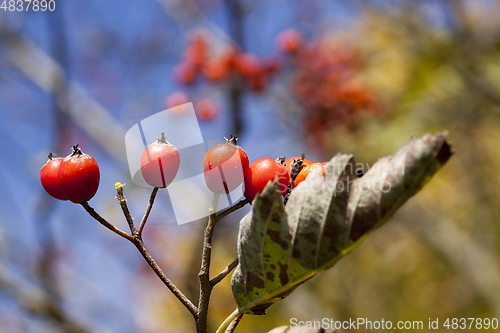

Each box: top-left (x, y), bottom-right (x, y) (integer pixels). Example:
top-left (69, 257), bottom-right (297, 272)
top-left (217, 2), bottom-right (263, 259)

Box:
top-left (0, 16), bottom-right (127, 163)
top-left (0, 263), bottom-right (90, 333)
top-left (154, 0), bottom-right (247, 135)
top-left (0, 10), bottom-right (128, 332)
top-left (224, 0), bottom-right (245, 136)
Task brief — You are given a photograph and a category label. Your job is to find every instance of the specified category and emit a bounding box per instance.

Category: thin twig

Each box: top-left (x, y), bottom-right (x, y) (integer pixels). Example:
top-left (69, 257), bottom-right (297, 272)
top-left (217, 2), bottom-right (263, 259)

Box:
top-left (226, 313), bottom-right (244, 333)
top-left (216, 198), bottom-right (249, 220)
top-left (80, 201), bottom-right (133, 241)
top-left (81, 185), bottom-right (198, 318)
top-left (197, 192), bottom-right (221, 332)
top-left (115, 185), bottom-right (138, 236)
top-left (83, 184), bottom-right (249, 330)
top-left (137, 187), bottom-right (159, 235)
top-left (210, 258), bottom-right (239, 287)
top-left (132, 238), bottom-right (198, 318)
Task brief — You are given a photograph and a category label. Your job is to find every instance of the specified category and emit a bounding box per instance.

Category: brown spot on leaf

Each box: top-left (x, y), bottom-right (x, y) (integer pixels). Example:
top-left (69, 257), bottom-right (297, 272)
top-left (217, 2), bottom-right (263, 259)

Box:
top-left (260, 200), bottom-right (273, 219)
top-left (278, 262), bottom-right (289, 285)
top-left (301, 231), bottom-right (318, 243)
top-left (267, 229), bottom-right (289, 250)
top-left (310, 219), bottom-right (320, 230)
top-left (246, 271), bottom-right (265, 290)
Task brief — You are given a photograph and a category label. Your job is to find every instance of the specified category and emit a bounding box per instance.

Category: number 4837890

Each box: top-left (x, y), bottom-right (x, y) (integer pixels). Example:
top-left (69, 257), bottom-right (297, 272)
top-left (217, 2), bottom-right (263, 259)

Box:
top-left (1, 0), bottom-right (55, 11)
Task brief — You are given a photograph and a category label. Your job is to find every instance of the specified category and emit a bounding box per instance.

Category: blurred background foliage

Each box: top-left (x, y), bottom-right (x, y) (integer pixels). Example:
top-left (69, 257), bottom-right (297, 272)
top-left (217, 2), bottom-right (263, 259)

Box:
top-left (1, 0), bottom-right (500, 332)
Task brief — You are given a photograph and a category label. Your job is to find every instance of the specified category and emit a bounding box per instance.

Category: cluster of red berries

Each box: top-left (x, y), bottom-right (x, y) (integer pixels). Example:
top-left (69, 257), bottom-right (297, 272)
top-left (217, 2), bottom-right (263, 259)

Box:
top-left (40, 145), bottom-right (100, 203)
top-left (166, 29), bottom-right (285, 121)
top-left (202, 136), bottom-right (329, 203)
top-left (173, 29), bottom-right (280, 91)
top-left (40, 135), bottom-right (180, 203)
top-left (276, 29), bottom-right (380, 148)
top-left (167, 28), bottom-right (379, 135)
top-left (41, 134), bottom-right (328, 206)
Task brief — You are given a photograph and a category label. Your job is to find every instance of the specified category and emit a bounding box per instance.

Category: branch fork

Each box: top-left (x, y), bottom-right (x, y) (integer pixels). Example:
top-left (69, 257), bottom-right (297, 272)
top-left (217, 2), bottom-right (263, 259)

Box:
top-left (81, 184), bottom-right (248, 332)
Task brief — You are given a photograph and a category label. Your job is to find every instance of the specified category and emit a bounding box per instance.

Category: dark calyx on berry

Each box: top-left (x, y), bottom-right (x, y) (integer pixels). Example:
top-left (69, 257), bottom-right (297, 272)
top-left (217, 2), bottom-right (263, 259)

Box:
top-left (156, 132), bottom-right (170, 144)
top-left (225, 134), bottom-right (238, 146)
top-left (276, 156), bottom-right (286, 165)
top-left (284, 153), bottom-right (306, 207)
top-left (290, 153), bottom-right (306, 182)
top-left (70, 144), bottom-right (84, 157)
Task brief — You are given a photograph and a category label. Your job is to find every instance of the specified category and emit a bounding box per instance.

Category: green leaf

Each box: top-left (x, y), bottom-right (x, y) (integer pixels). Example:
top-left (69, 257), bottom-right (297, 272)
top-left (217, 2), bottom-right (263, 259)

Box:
top-left (231, 133), bottom-right (453, 315)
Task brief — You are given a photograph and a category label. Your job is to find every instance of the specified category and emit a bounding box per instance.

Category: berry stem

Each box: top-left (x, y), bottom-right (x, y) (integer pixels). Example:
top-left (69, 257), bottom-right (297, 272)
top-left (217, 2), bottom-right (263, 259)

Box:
top-left (210, 257), bottom-right (239, 286)
top-left (215, 198), bottom-right (249, 220)
top-left (137, 187), bottom-right (159, 235)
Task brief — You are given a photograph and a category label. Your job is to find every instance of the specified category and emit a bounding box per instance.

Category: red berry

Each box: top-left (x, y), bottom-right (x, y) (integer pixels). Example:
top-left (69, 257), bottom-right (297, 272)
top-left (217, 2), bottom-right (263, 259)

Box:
top-left (140, 133), bottom-right (180, 188)
top-left (293, 162), bottom-right (326, 187)
top-left (196, 99), bottom-right (219, 121)
top-left (58, 145), bottom-right (100, 203)
top-left (40, 153), bottom-right (68, 201)
top-left (202, 135), bottom-right (249, 194)
top-left (243, 157), bottom-right (290, 202)
top-left (183, 44), bottom-right (207, 67)
top-left (165, 92), bottom-right (190, 112)
top-left (247, 70), bottom-right (268, 91)
top-left (202, 57), bottom-right (230, 81)
top-left (220, 45), bottom-right (237, 68)
top-left (183, 29), bottom-right (210, 66)
top-left (234, 53), bottom-right (261, 76)
top-left (173, 62), bottom-right (198, 85)
top-left (284, 156), bottom-right (314, 175)
top-left (263, 57), bottom-right (281, 75)
top-left (276, 29), bottom-right (304, 54)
